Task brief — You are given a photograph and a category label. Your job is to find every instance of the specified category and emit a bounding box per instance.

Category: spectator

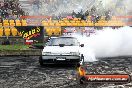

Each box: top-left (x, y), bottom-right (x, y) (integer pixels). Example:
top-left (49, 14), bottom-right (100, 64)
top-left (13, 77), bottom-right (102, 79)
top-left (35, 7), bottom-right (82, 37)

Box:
top-left (72, 10), bottom-right (76, 18)
top-left (0, 0), bottom-right (25, 20)
top-left (85, 10), bottom-right (89, 16)
top-left (2, 39), bottom-right (10, 45)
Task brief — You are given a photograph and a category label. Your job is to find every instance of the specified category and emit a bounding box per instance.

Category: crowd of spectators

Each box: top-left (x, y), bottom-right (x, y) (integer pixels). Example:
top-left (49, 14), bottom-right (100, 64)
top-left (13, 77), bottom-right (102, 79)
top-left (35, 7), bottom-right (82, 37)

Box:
top-left (0, 0), bottom-right (25, 22)
top-left (52, 4), bottom-right (112, 23)
top-left (51, 7), bottom-right (112, 23)
top-left (0, 0), bottom-right (111, 24)
top-left (71, 9), bottom-right (112, 23)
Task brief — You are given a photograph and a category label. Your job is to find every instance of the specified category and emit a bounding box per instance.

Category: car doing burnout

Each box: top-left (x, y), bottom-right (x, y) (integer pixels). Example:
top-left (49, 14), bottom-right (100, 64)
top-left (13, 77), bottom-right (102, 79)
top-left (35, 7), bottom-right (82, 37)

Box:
top-left (39, 36), bottom-right (84, 66)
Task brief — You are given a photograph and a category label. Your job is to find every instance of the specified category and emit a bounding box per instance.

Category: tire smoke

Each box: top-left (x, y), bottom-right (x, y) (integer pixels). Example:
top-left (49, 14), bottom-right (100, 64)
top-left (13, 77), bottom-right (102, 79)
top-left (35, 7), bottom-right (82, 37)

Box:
top-left (73, 26), bottom-right (132, 62)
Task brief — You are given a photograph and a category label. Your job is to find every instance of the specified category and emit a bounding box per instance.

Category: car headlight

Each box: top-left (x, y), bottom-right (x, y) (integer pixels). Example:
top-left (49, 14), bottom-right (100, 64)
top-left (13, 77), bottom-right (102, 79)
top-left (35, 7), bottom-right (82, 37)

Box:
top-left (43, 52), bottom-right (51, 55)
top-left (70, 52), bottom-right (80, 55)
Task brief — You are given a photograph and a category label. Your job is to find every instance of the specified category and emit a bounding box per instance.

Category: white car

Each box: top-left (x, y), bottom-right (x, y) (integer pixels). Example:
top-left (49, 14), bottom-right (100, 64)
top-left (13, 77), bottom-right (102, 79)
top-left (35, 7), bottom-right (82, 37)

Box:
top-left (39, 36), bottom-right (84, 66)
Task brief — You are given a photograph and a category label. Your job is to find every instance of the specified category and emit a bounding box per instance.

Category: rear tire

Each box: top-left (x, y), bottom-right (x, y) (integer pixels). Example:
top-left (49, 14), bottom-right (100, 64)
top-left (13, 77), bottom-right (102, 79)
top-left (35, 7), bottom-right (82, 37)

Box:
top-left (80, 76), bottom-right (86, 84)
top-left (39, 56), bottom-right (44, 66)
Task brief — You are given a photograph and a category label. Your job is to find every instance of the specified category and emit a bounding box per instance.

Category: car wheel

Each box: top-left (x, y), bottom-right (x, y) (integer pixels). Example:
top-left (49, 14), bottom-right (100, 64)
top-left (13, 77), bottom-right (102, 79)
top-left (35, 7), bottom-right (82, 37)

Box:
top-left (80, 76), bottom-right (86, 84)
top-left (39, 56), bottom-right (44, 66)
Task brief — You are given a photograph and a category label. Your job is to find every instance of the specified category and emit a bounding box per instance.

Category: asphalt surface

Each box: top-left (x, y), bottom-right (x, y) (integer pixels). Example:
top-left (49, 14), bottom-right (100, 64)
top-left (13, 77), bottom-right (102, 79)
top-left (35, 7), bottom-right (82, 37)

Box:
top-left (0, 56), bottom-right (132, 88)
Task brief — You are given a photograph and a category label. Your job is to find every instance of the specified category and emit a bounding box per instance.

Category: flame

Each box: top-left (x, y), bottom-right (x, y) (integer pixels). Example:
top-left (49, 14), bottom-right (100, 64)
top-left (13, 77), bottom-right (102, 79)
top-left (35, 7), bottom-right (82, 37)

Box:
top-left (78, 66), bottom-right (86, 76)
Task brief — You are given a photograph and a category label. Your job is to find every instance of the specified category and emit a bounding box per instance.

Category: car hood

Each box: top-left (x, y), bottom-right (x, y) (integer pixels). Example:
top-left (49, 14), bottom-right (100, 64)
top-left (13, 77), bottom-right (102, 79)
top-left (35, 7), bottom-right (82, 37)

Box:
top-left (43, 46), bottom-right (80, 53)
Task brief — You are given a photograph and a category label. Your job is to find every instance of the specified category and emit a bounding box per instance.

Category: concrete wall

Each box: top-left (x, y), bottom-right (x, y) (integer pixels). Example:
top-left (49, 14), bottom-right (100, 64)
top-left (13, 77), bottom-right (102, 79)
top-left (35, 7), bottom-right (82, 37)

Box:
top-left (0, 49), bottom-right (42, 56)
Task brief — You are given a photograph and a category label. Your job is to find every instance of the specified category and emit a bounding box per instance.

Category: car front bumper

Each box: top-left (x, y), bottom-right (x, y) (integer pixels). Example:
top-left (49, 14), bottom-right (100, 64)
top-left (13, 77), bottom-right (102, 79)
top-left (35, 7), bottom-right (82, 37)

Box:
top-left (42, 55), bottom-right (81, 63)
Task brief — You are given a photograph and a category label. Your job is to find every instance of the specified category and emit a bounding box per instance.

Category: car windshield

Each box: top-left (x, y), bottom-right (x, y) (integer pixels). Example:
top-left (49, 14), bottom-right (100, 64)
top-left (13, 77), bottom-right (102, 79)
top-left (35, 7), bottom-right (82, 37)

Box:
top-left (47, 37), bottom-right (79, 46)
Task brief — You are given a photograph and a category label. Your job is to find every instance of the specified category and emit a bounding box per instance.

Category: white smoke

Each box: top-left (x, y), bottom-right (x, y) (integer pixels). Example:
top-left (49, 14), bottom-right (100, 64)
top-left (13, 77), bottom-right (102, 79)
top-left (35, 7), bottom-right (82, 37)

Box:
top-left (73, 26), bottom-right (132, 62)
top-left (72, 33), bottom-right (97, 62)
top-left (88, 26), bottom-right (132, 57)
top-left (99, 0), bottom-right (132, 16)
top-left (39, 0), bottom-right (97, 16)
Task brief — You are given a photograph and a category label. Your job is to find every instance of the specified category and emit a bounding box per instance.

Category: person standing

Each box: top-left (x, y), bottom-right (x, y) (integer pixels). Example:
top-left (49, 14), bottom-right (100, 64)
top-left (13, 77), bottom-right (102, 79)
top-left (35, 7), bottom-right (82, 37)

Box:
top-left (32, 0), bottom-right (40, 15)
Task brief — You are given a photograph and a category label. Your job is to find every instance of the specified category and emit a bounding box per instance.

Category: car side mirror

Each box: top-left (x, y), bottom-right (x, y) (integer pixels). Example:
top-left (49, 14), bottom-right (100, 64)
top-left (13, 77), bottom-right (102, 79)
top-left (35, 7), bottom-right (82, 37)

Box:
top-left (47, 39), bottom-right (50, 42)
top-left (80, 44), bottom-right (84, 47)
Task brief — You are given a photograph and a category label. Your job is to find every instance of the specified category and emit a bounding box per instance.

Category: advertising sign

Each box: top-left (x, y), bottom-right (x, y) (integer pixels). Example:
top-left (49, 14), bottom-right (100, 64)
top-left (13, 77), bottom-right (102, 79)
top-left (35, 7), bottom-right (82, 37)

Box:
top-left (15, 26), bottom-right (44, 44)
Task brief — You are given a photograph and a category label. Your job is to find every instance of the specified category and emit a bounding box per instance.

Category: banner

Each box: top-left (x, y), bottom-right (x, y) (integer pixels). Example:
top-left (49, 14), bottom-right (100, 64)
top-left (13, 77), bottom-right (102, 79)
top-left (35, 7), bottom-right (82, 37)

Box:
top-left (15, 26), bottom-right (44, 43)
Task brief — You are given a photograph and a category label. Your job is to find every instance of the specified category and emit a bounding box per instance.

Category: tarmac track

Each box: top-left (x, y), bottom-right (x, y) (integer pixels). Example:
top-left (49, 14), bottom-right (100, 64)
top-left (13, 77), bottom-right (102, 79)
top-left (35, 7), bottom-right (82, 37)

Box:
top-left (0, 56), bottom-right (132, 88)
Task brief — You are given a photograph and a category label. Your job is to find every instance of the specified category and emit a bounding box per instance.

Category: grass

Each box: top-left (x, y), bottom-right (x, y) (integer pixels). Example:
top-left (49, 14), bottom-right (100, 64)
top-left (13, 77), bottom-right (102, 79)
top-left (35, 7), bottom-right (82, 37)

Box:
top-left (0, 45), bottom-right (30, 50)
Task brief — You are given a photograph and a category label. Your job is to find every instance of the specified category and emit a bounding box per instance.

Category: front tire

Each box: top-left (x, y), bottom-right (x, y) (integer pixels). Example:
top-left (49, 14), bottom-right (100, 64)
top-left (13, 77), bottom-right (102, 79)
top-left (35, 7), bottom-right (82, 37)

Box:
top-left (80, 76), bottom-right (86, 84)
top-left (39, 56), bottom-right (44, 66)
